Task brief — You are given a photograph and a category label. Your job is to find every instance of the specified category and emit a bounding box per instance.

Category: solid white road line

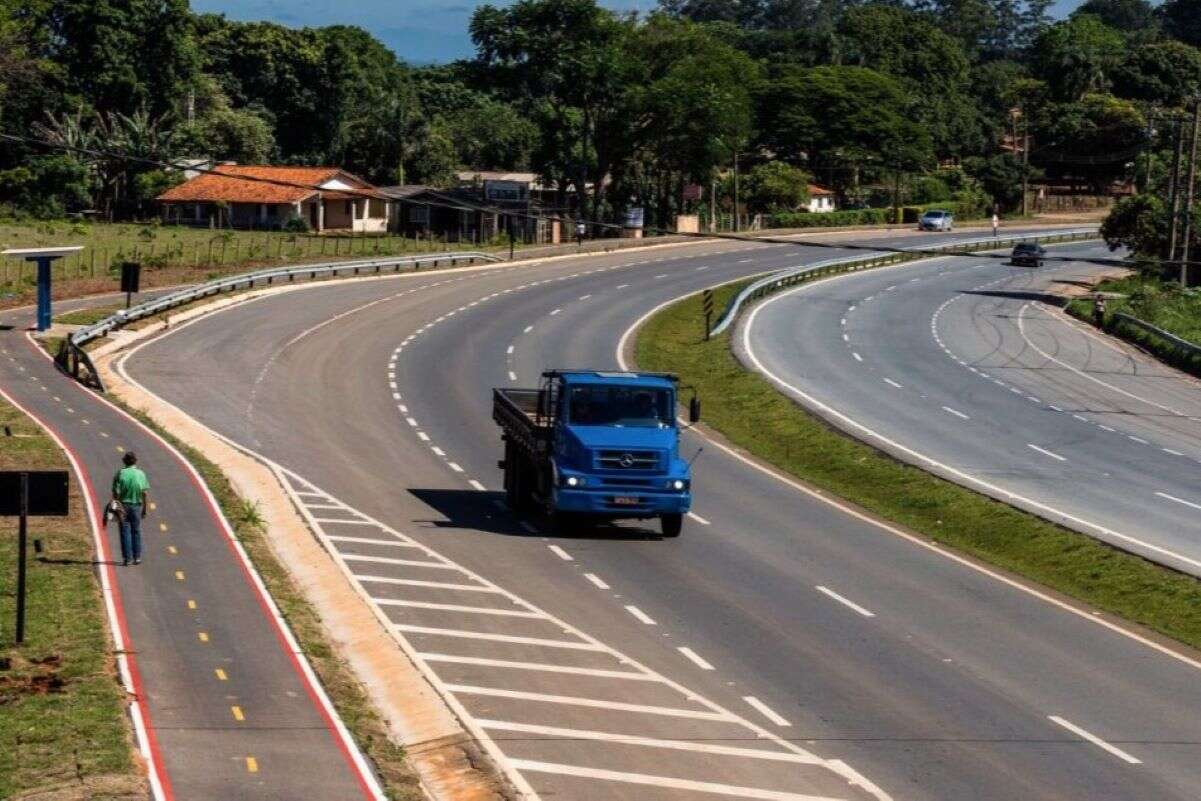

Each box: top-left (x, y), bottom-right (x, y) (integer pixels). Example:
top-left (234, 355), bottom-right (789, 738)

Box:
top-left (395, 625), bottom-right (601, 651)
top-left (942, 406), bottom-right (970, 420)
top-left (1048, 716), bottom-right (1141, 765)
top-left (508, 759), bottom-right (834, 801)
top-left (325, 535), bottom-right (416, 547)
top-left (469, 479), bottom-right (487, 491)
top-left (687, 511), bottom-right (711, 525)
top-left (372, 599), bottom-right (544, 617)
top-left (625, 605), bottom-right (656, 625)
top-left (743, 696), bottom-right (791, 727)
top-left (815, 585), bottom-right (876, 618)
top-left (1027, 443), bottom-right (1067, 462)
top-left (445, 685), bottom-right (735, 721)
top-left (584, 573), bottom-right (610, 590)
top-left (678, 647), bottom-right (715, 671)
top-left (358, 576), bottom-right (495, 592)
top-left (548, 544), bottom-right (573, 561)
top-left (312, 518), bottom-right (378, 526)
top-left (342, 555), bottom-right (457, 569)
top-left (1156, 491), bottom-right (1201, 511)
top-left (476, 720), bottom-right (818, 763)
top-left (418, 653), bottom-right (655, 680)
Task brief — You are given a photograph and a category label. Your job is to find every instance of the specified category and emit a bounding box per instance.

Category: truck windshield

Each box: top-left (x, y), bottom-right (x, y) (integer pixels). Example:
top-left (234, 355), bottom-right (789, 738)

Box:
top-left (566, 386), bottom-right (673, 427)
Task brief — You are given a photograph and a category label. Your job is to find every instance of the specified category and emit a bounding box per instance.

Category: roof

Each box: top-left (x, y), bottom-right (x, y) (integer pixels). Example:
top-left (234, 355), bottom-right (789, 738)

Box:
top-left (378, 185), bottom-right (433, 199)
top-left (808, 184), bottom-right (834, 196)
top-left (156, 165), bottom-right (382, 204)
top-left (457, 170), bottom-right (538, 184)
top-left (554, 371), bottom-right (678, 389)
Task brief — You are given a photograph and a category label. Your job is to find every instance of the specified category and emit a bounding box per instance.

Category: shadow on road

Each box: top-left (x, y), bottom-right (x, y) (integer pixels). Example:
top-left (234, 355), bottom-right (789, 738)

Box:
top-left (407, 487), bottom-right (664, 541)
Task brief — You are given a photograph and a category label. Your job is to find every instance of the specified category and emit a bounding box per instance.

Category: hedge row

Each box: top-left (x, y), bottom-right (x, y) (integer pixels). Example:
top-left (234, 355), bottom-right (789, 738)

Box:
top-left (765, 208), bottom-right (891, 228)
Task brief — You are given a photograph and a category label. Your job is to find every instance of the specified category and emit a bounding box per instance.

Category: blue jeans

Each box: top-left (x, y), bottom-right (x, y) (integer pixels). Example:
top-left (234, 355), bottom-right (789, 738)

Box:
top-left (119, 504), bottom-right (143, 563)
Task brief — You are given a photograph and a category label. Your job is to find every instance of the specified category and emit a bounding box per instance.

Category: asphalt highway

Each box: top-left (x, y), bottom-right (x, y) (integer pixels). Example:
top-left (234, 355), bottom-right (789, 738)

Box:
top-left (119, 229), bottom-right (1201, 800)
top-left (741, 243), bottom-right (1201, 576)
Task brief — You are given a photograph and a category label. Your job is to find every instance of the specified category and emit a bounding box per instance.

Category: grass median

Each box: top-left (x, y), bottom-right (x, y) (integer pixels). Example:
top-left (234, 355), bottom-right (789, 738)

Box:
top-left (0, 398), bottom-right (142, 800)
top-left (636, 280), bottom-right (1201, 653)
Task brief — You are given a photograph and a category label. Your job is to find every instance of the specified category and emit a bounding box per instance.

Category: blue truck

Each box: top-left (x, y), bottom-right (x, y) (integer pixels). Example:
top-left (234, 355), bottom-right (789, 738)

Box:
top-left (493, 370), bottom-right (700, 537)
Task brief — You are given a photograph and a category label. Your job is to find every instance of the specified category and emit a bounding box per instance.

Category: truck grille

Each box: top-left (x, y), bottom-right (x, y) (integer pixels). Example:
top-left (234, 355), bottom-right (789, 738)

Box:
top-left (596, 450), bottom-right (660, 470)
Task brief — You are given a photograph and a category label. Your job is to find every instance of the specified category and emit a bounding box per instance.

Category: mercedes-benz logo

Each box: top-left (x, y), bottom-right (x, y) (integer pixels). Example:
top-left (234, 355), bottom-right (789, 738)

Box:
top-left (619, 453), bottom-right (635, 468)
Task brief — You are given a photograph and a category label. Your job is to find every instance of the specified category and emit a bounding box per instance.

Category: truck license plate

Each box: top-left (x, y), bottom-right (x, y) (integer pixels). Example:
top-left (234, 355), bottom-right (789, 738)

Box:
top-left (612, 496), bottom-right (640, 505)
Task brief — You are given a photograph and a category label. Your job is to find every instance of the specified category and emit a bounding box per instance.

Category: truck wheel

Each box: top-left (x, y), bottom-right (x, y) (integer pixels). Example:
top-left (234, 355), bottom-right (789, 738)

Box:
top-left (504, 443), bottom-right (519, 510)
top-left (660, 513), bottom-right (683, 538)
top-left (548, 510), bottom-right (574, 534)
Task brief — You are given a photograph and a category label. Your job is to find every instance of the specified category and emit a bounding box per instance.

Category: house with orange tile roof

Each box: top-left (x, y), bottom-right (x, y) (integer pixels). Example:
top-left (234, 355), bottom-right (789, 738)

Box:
top-left (156, 165), bottom-right (391, 233)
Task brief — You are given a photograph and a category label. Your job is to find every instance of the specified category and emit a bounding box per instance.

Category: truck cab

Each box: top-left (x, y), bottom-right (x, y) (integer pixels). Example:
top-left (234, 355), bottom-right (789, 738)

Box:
top-left (494, 370), bottom-right (697, 537)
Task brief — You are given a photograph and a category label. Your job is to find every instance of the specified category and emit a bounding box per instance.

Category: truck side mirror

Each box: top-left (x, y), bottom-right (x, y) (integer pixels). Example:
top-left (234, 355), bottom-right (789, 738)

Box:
top-left (689, 396), bottom-right (701, 424)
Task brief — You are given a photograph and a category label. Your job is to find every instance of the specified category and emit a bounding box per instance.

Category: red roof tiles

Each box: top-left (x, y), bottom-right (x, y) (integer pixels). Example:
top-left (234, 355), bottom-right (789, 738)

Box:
top-left (157, 165), bottom-right (381, 204)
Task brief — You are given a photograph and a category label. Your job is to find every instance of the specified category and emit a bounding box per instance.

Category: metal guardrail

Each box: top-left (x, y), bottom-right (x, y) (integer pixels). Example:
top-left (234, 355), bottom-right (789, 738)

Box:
top-left (708, 228), bottom-right (1100, 337)
top-left (1112, 312), bottom-right (1201, 359)
top-left (63, 250), bottom-right (501, 391)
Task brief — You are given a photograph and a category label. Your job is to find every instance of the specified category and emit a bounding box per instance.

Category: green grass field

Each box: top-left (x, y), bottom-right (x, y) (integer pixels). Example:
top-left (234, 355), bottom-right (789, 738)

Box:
top-left (637, 280), bottom-right (1201, 654)
top-left (0, 399), bottom-right (142, 800)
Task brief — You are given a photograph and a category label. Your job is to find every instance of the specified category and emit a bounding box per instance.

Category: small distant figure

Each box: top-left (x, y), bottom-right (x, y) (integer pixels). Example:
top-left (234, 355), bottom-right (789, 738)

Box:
top-left (111, 451), bottom-right (151, 566)
top-left (992, 212), bottom-right (1000, 238)
top-left (1093, 295), bottom-right (1107, 328)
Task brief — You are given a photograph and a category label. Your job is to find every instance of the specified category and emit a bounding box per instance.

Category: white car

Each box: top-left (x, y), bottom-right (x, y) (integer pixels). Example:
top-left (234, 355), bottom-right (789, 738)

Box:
top-left (918, 210), bottom-right (953, 231)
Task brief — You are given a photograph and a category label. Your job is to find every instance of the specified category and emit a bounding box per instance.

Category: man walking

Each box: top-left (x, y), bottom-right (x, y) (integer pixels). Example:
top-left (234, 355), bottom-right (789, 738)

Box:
top-left (992, 211), bottom-right (1000, 238)
top-left (112, 452), bottom-right (151, 566)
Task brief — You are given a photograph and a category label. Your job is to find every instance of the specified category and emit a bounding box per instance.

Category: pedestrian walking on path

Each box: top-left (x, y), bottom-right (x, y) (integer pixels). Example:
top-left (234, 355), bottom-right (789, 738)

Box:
top-left (992, 212), bottom-right (1000, 237)
top-left (111, 452), bottom-right (151, 566)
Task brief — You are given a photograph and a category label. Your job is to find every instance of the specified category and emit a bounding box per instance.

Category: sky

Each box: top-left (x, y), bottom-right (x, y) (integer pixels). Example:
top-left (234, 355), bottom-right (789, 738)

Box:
top-left (192, 0), bottom-right (1083, 65)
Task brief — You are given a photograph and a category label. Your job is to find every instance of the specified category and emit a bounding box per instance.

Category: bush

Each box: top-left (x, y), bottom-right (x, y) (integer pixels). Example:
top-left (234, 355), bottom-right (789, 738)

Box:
top-left (909, 175), bottom-right (952, 204)
top-left (765, 209), bottom-right (889, 228)
top-left (283, 217), bottom-right (310, 234)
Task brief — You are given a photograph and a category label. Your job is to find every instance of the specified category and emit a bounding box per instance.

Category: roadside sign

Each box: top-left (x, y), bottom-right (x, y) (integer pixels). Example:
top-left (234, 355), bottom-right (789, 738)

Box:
top-left (1, 470), bottom-right (69, 644)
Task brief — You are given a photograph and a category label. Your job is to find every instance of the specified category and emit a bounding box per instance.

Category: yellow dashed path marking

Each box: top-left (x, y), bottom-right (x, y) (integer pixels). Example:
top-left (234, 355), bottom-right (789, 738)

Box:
top-left (215, 668), bottom-right (227, 681)
top-left (159, 522), bottom-right (168, 532)
top-left (187, 599), bottom-right (196, 610)
top-left (245, 757), bottom-right (258, 773)
top-left (167, 545), bottom-right (177, 555)
top-left (231, 705), bottom-right (244, 722)
top-left (197, 632), bottom-right (209, 643)
top-left (175, 570), bottom-right (185, 581)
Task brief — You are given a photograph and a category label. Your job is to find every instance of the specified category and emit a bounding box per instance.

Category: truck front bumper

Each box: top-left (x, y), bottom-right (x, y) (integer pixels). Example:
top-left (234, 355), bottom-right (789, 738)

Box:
top-left (553, 487), bottom-right (691, 517)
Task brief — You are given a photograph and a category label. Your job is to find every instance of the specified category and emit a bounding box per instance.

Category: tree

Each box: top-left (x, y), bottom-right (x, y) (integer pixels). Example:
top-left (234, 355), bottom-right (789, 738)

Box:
top-left (1032, 16), bottom-right (1126, 101)
top-left (1100, 193), bottom-right (1170, 258)
top-left (964, 154), bottom-right (1034, 212)
top-left (837, 6), bottom-right (981, 156)
top-left (744, 160), bottom-right (810, 213)
top-left (1073, 0), bottom-right (1158, 36)
top-left (1112, 41), bottom-right (1201, 109)
top-left (0, 154), bottom-right (91, 216)
top-left (1032, 93), bottom-right (1146, 193)
top-left (1159, 0), bottom-right (1201, 49)
top-left (756, 66), bottom-right (933, 196)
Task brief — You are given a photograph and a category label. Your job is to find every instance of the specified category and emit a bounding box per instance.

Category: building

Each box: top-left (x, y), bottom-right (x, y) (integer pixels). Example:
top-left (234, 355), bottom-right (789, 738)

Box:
top-left (156, 165), bottom-right (390, 233)
top-left (382, 181), bottom-right (560, 245)
top-left (806, 184), bottom-right (836, 213)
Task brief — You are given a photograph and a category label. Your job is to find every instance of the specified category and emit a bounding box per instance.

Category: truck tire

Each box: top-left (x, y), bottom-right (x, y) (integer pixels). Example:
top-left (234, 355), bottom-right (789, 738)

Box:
top-left (548, 509), bottom-right (574, 534)
top-left (504, 442), bottom-right (519, 511)
top-left (660, 513), bottom-right (683, 538)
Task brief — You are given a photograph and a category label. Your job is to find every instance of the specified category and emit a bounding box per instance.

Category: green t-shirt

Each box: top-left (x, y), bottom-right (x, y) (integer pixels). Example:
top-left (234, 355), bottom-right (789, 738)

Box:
top-left (112, 466), bottom-right (150, 506)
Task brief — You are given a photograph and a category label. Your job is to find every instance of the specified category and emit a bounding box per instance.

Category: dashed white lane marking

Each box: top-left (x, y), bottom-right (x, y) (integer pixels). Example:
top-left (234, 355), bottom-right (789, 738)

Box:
top-left (508, 371), bottom-right (517, 382)
top-left (447, 462), bottom-right (464, 473)
top-left (624, 605), bottom-right (656, 625)
top-left (1073, 414), bottom-right (1089, 422)
top-left (678, 647), bottom-right (715, 671)
top-left (1156, 491), bottom-right (1201, 511)
top-left (431, 446), bottom-right (446, 457)
top-left (468, 479), bottom-right (487, 491)
top-left (815, 585), bottom-right (876, 618)
top-left (883, 378), bottom-right (903, 389)
top-left (695, 266), bottom-right (709, 271)
top-left (1163, 448), bottom-right (1184, 457)
top-left (852, 352), bottom-right (863, 362)
top-left (447, 685), bottom-right (734, 721)
top-left (549, 308), bottom-right (561, 316)
top-left (655, 274), bottom-right (668, 279)
top-left (1099, 425), bottom-right (1116, 432)
top-left (842, 334), bottom-right (849, 342)
top-left (578, 294), bottom-right (591, 301)
top-left (523, 325), bottom-right (533, 333)
top-left (1048, 716), bottom-right (1141, 765)
top-left (1128, 435), bottom-right (1148, 444)
top-left (687, 512), bottom-right (710, 525)
top-left (616, 283), bottom-right (630, 289)
top-left (395, 625), bottom-right (602, 651)
top-left (405, 416), bottom-right (418, 427)
top-left (1027, 443), bottom-right (1067, 462)
top-left (506, 344), bottom-right (515, 355)
top-left (418, 653), bottom-right (654, 681)
top-left (477, 720), bottom-right (818, 763)
top-left (743, 696), bottom-right (791, 727)
top-left (417, 432), bottom-right (430, 441)
top-left (942, 406), bottom-right (970, 420)
top-left (548, 545), bottom-right (573, 561)
top-left (584, 572), bottom-right (610, 590)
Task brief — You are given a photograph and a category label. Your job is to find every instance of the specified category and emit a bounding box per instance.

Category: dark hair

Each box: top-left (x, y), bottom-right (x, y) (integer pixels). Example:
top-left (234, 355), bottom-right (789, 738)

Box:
top-left (122, 452), bottom-right (137, 466)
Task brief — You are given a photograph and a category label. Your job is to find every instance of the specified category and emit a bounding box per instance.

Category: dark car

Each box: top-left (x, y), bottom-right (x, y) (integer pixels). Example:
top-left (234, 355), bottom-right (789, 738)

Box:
top-left (1011, 241), bottom-right (1047, 267)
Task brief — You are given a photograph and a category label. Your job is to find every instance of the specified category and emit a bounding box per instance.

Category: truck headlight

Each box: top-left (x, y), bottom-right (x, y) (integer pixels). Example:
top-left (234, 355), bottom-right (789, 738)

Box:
top-left (670, 479), bottom-right (686, 491)
top-left (565, 476), bottom-right (583, 487)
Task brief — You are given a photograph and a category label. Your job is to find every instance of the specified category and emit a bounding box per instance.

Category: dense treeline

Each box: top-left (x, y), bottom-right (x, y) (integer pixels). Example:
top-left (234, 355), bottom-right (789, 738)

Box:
top-left (1, 0), bottom-right (1200, 233)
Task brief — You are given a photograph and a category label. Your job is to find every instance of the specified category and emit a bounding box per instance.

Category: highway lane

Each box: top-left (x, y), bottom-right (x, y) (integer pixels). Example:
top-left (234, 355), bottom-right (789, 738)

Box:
top-left (0, 328), bottom-right (382, 799)
top-left (742, 242), bottom-right (1201, 576)
top-left (120, 230), bottom-right (1201, 800)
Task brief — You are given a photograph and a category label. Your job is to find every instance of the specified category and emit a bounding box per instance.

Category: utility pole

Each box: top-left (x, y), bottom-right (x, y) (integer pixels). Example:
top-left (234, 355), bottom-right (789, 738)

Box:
top-left (733, 151), bottom-right (740, 233)
top-left (1142, 107), bottom-right (1156, 194)
top-left (1168, 116), bottom-right (1185, 262)
top-left (709, 176), bottom-right (716, 232)
top-left (1181, 98), bottom-right (1201, 287)
top-left (1021, 115), bottom-right (1030, 217)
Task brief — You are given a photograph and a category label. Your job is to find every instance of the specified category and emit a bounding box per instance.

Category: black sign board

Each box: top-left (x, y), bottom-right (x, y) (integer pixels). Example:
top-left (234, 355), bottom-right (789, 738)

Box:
top-left (0, 471), bottom-right (69, 516)
top-left (120, 262), bottom-right (141, 294)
